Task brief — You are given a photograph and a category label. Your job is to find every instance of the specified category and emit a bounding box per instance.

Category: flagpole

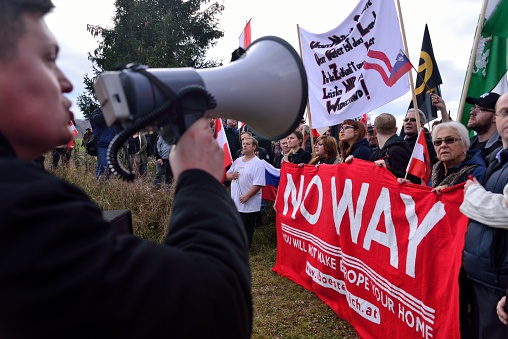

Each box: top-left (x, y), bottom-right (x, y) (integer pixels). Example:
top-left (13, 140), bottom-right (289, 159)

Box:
top-left (457, 0), bottom-right (489, 123)
top-left (297, 24), bottom-right (315, 157)
top-left (395, 0), bottom-right (421, 128)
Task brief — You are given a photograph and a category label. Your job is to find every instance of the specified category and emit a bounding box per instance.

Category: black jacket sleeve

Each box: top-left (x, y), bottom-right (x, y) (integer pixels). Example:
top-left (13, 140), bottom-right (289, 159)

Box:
top-left (0, 160), bottom-right (252, 338)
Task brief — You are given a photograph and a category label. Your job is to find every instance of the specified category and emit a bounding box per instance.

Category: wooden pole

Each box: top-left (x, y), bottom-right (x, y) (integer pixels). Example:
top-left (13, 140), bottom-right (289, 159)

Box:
top-left (297, 24), bottom-right (315, 157)
top-left (457, 0), bottom-right (489, 123)
top-left (395, 0), bottom-right (421, 128)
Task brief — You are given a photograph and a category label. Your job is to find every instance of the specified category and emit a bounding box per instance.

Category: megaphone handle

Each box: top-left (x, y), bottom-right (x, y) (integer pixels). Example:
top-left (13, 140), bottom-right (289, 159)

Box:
top-left (168, 85), bottom-right (216, 144)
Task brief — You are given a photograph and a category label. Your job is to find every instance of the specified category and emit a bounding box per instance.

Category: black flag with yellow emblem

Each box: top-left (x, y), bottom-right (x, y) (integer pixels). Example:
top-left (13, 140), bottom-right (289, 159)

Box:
top-left (410, 24), bottom-right (443, 121)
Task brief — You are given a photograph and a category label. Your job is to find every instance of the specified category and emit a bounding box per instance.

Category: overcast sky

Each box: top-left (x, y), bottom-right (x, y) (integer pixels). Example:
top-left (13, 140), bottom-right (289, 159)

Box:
top-left (46, 0), bottom-right (484, 126)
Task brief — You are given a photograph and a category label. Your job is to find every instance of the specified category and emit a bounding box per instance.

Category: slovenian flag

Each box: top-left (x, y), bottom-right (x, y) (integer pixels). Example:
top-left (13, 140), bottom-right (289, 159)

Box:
top-left (387, 50), bottom-right (412, 87)
top-left (261, 160), bottom-right (280, 201)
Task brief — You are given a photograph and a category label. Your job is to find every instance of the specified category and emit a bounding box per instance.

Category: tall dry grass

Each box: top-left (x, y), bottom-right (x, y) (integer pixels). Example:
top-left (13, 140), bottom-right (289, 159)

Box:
top-left (49, 146), bottom-right (357, 338)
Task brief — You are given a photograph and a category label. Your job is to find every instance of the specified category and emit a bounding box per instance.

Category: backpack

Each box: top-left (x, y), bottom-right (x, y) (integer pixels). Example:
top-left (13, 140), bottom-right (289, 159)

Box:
top-left (85, 137), bottom-right (99, 156)
top-left (85, 129), bottom-right (105, 156)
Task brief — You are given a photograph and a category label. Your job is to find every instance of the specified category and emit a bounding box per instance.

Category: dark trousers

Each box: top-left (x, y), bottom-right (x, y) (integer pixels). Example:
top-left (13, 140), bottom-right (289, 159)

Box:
top-left (52, 147), bottom-right (71, 168)
top-left (153, 159), bottom-right (173, 188)
top-left (459, 267), bottom-right (475, 339)
top-left (472, 282), bottom-right (507, 339)
top-left (239, 211), bottom-right (259, 248)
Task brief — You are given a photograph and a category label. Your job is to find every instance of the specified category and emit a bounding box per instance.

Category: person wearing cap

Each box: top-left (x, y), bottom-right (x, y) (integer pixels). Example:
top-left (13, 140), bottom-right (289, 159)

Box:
top-left (82, 127), bottom-right (93, 148)
top-left (466, 92), bottom-right (503, 161)
top-left (366, 124), bottom-right (379, 152)
top-left (462, 90), bottom-right (508, 338)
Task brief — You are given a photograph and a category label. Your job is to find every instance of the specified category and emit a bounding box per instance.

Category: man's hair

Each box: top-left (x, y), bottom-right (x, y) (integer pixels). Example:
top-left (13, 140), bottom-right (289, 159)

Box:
top-left (374, 113), bottom-right (397, 135)
top-left (405, 108), bottom-right (427, 124)
top-left (0, 0), bottom-right (55, 61)
top-left (243, 136), bottom-right (258, 149)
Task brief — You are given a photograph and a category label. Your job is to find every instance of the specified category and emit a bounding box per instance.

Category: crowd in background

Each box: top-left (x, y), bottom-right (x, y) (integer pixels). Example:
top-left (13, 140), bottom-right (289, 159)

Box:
top-left (52, 90), bottom-right (508, 339)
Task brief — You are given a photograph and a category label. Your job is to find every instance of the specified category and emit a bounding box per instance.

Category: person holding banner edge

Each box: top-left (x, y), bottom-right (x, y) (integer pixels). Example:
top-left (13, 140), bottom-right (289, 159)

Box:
top-left (462, 90), bottom-right (508, 339)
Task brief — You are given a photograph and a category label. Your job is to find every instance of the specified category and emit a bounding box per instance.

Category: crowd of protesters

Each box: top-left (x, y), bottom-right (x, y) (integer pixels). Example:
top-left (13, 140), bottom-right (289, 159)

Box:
top-left (54, 87), bottom-right (508, 338)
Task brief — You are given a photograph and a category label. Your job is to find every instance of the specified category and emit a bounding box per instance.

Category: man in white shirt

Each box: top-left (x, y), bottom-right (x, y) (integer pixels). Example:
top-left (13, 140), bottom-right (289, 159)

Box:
top-left (226, 136), bottom-right (265, 248)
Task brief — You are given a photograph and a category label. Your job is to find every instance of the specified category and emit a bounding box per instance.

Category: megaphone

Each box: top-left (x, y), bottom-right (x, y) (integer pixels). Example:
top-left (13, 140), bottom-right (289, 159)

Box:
top-left (94, 36), bottom-right (308, 142)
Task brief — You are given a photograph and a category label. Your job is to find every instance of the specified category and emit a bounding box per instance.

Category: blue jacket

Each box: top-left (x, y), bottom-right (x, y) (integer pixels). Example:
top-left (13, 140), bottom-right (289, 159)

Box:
top-left (89, 109), bottom-right (117, 148)
top-left (431, 150), bottom-right (486, 187)
top-left (350, 138), bottom-right (373, 161)
top-left (463, 148), bottom-right (508, 292)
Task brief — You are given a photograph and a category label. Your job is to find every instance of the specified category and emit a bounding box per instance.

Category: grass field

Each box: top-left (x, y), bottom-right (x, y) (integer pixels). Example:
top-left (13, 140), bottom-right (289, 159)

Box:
top-left (50, 149), bottom-right (358, 338)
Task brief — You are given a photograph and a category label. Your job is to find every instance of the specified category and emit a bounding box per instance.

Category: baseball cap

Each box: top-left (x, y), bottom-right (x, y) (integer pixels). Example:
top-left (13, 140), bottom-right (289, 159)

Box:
top-left (466, 92), bottom-right (500, 110)
top-left (367, 125), bottom-right (374, 133)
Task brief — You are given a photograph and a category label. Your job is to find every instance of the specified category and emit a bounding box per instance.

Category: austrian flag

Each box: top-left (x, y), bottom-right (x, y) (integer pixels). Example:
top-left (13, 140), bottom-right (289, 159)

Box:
top-left (239, 19), bottom-right (251, 49)
top-left (406, 128), bottom-right (431, 184)
top-left (214, 119), bottom-right (233, 181)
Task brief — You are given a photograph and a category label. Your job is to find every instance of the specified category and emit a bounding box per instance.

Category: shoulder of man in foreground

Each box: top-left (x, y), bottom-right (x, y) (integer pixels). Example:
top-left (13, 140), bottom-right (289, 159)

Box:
top-left (0, 157), bottom-right (252, 338)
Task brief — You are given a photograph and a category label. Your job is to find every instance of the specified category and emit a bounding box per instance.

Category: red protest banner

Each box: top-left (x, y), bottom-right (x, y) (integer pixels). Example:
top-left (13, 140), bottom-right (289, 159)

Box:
top-left (273, 160), bottom-right (468, 339)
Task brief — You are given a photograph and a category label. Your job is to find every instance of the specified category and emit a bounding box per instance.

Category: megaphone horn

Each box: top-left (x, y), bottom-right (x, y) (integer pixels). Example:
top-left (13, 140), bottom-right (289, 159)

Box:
top-left (94, 36), bottom-right (308, 141)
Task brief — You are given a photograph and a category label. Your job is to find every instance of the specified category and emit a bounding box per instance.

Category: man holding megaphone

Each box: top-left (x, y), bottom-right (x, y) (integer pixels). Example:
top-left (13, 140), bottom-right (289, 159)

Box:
top-left (0, 1), bottom-right (253, 337)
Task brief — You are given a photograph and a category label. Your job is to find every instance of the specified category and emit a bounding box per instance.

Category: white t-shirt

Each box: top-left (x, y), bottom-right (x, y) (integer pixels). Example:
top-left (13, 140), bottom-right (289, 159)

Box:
top-left (227, 156), bottom-right (265, 213)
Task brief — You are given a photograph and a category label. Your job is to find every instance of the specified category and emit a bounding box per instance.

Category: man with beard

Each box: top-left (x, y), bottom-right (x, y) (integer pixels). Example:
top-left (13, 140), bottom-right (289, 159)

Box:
top-left (466, 92), bottom-right (502, 161)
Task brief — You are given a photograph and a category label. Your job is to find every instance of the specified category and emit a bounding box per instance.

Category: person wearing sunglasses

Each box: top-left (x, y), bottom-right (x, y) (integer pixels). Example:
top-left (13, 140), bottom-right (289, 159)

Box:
top-left (466, 92), bottom-right (502, 161)
top-left (427, 121), bottom-right (487, 339)
top-left (403, 108), bottom-right (438, 167)
top-left (462, 91), bottom-right (508, 339)
top-left (430, 121), bottom-right (486, 194)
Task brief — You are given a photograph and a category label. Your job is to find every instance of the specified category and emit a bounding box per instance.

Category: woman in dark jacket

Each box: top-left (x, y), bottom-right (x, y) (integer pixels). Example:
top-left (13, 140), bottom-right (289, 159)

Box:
top-left (430, 121), bottom-right (486, 193)
top-left (339, 119), bottom-right (372, 162)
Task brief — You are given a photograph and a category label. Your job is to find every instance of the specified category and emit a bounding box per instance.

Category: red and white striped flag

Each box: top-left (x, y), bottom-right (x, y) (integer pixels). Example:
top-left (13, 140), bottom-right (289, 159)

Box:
top-left (68, 121), bottom-right (78, 149)
top-left (214, 118), bottom-right (233, 181)
top-left (406, 128), bottom-right (431, 184)
top-left (69, 121), bottom-right (78, 136)
top-left (239, 19), bottom-right (251, 49)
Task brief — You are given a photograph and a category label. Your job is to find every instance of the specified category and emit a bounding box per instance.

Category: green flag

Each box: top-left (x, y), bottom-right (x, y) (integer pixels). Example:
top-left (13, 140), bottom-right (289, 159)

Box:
top-left (460, 0), bottom-right (508, 127)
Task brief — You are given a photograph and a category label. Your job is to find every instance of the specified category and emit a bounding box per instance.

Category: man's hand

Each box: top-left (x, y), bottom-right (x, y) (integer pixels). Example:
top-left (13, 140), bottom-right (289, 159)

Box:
top-left (345, 155), bottom-right (354, 164)
top-left (156, 159), bottom-right (163, 165)
top-left (373, 159), bottom-right (387, 168)
top-left (497, 296), bottom-right (507, 325)
top-left (431, 185), bottom-right (448, 195)
top-left (464, 177), bottom-right (480, 194)
top-left (170, 118), bottom-right (223, 182)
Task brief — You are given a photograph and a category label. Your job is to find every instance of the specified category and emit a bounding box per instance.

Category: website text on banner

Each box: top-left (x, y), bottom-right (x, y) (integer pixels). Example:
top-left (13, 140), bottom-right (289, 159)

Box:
top-left (272, 161), bottom-right (468, 338)
top-left (299, 0), bottom-right (410, 129)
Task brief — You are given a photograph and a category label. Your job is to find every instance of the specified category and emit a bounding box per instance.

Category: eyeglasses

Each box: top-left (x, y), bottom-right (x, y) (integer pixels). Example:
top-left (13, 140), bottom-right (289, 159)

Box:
top-left (340, 125), bottom-right (356, 131)
top-left (403, 118), bottom-right (417, 123)
top-left (496, 109), bottom-right (508, 118)
top-left (433, 137), bottom-right (461, 147)
top-left (470, 107), bottom-right (495, 114)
